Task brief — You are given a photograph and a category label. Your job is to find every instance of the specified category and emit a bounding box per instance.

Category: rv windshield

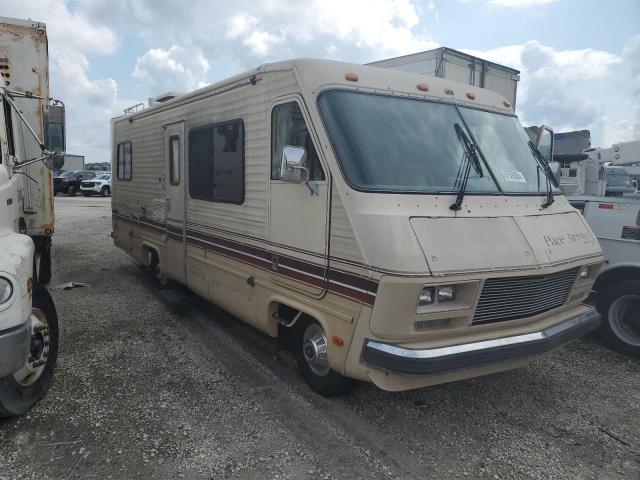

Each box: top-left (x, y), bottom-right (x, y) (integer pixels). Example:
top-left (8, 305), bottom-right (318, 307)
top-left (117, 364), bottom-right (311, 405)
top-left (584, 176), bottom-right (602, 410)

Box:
top-left (318, 90), bottom-right (560, 194)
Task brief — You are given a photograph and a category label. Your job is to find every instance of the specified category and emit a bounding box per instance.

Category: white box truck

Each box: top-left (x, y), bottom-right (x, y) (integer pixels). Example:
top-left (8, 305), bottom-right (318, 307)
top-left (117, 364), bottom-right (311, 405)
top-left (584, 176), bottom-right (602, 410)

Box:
top-left (112, 58), bottom-right (603, 395)
top-left (0, 16), bottom-right (62, 416)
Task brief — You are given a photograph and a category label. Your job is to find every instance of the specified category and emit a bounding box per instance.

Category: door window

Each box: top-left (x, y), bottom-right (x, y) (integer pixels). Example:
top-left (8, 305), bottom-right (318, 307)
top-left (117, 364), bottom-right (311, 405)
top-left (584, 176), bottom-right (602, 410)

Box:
top-left (169, 135), bottom-right (180, 185)
top-left (271, 102), bottom-right (325, 181)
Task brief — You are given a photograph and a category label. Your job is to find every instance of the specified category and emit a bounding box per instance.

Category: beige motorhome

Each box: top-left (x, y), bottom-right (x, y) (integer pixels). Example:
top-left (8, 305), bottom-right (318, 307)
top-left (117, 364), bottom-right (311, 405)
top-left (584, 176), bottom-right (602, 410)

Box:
top-left (111, 59), bottom-right (603, 395)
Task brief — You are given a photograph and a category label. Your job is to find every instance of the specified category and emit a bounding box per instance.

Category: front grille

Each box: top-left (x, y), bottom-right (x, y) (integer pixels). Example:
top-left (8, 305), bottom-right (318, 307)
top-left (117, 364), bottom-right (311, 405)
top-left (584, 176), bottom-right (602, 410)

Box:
top-left (473, 267), bottom-right (579, 325)
top-left (82, 182), bottom-right (95, 188)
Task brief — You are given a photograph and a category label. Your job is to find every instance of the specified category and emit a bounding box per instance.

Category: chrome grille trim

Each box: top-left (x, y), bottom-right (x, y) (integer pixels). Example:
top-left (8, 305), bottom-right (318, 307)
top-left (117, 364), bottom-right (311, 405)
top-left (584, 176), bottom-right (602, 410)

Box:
top-left (473, 267), bottom-right (579, 325)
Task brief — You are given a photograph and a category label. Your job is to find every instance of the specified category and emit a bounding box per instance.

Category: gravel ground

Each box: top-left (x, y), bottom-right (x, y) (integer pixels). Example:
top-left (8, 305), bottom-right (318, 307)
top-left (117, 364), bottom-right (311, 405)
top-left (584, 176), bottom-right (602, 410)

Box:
top-left (0, 195), bottom-right (639, 479)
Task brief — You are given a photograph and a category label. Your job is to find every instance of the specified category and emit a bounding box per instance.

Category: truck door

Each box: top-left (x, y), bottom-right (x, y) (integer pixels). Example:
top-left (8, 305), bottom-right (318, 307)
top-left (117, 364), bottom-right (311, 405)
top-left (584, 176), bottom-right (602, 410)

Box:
top-left (164, 122), bottom-right (186, 283)
top-left (268, 99), bottom-right (329, 297)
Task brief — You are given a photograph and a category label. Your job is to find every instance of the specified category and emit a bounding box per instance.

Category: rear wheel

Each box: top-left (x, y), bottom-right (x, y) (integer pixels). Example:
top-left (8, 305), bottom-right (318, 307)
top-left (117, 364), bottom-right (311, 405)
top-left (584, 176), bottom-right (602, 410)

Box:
top-left (597, 280), bottom-right (640, 358)
top-left (293, 318), bottom-right (353, 397)
top-left (68, 186), bottom-right (76, 197)
top-left (0, 285), bottom-right (59, 417)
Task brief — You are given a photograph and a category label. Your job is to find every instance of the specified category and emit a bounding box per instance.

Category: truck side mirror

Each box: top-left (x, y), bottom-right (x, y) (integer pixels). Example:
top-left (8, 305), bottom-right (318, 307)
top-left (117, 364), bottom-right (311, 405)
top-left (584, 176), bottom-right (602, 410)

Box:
top-left (280, 145), bottom-right (308, 184)
top-left (43, 104), bottom-right (66, 153)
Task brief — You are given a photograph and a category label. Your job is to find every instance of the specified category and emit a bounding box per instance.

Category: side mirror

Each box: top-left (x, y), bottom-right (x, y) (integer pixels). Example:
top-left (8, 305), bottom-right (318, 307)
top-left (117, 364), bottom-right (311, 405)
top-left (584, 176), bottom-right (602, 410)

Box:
top-left (42, 152), bottom-right (65, 171)
top-left (43, 104), bottom-right (66, 154)
top-left (280, 145), bottom-right (308, 184)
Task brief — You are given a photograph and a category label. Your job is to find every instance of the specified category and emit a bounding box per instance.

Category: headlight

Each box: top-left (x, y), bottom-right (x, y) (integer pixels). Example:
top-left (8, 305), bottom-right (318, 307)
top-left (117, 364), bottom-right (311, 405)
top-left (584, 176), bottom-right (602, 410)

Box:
top-left (418, 286), bottom-right (435, 306)
top-left (0, 277), bottom-right (13, 304)
top-left (417, 284), bottom-right (457, 310)
top-left (437, 285), bottom-right (456, 302)
top-left (578, 265), bottom-right (590, 279)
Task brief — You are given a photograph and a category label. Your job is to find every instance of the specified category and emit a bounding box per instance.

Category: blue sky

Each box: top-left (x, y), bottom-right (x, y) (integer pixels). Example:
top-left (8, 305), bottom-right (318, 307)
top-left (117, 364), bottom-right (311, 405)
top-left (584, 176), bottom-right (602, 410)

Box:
top-left (2, 0), bottom-right (638, 162)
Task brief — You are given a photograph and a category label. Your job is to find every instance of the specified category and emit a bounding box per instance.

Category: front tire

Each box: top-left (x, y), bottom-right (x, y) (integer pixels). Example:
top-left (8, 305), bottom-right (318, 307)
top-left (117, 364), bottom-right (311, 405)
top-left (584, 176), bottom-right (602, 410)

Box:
top-left (293, 318), bottom-right (353, 397)
top-left (68, 186), bottom-right (76, 197)
top-left (597, 280), bottom-right (640, 358)
top-left (0, 285), bottom-right (59, 418)
top-left (101, 186), bottom-right (110, 197)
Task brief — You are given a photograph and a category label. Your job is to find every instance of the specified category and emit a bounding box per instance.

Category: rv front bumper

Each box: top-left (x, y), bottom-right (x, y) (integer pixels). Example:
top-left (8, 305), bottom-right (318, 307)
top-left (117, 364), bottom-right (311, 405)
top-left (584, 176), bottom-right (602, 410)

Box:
top-left (361, 307), bottom-right (600, 376)
top-left (0, 321), bottom-right (30, 377)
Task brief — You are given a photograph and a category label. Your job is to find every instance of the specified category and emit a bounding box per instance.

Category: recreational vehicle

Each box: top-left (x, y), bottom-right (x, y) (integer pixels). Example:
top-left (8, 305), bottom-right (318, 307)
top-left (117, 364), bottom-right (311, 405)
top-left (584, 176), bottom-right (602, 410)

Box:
top-left (112, 59), bottom-right (603, 395)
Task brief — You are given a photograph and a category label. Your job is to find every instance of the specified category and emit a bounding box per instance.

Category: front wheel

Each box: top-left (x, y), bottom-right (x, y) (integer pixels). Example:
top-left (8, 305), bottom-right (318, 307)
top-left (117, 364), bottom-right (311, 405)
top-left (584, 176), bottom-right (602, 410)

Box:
top-left (68, 186), bottom-right (76, 197)
top-left (0, 285), bottom-right (59, 417)
top-left (597, 280), bottom-right (640, 358)
top-left (293, 318), bottom-right (353, 397)
top-left (101, 186), bottom-right (110, 197)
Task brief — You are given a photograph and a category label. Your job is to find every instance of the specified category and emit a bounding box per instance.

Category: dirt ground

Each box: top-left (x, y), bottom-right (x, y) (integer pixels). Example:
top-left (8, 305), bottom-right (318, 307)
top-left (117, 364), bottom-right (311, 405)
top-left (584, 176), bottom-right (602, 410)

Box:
top-left (0, 195), bottom-right (639, 480)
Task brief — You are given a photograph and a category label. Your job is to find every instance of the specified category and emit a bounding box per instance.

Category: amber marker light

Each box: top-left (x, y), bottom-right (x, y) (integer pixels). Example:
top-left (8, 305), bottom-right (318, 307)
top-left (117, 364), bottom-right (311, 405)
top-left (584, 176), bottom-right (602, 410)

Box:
top-left (503, 100), bottom-right (511, 108)
top-left (345, 73), bottom-right (359, 82)
top-left (417, 83), bottom-right (429, 92)
top-left (27, 277), bottom-right (33, 295)
top-left (466, 92), bottom-right (476, 100)
top-left (332, 336), bottom-right (344, 346)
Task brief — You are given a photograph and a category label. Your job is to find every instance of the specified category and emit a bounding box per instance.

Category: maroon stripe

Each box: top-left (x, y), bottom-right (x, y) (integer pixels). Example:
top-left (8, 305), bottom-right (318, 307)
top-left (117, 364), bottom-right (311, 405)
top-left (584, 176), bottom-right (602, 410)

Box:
top-left (114, 212), bottom-right (378, 304)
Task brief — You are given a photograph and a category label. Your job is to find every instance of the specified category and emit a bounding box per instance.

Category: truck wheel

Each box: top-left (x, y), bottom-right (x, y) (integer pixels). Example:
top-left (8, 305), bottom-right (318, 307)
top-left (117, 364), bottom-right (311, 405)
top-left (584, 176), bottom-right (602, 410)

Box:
top-left (101, 186), bottom-right (110, 197)
top-left (0, 285), bottom-right (59, 418)
top-left (597, 280), bottom-right (640, 358)
top-left (293, 318), bottom-right (353, 397)
top-left (68, 186), bottom-right (76, 197)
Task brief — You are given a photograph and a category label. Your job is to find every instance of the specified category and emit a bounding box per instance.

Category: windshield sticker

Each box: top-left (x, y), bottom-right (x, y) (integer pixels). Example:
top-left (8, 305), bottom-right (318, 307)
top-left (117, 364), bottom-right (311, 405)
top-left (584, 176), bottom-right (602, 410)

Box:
top-left (501, 169), bottom-right (527, 183)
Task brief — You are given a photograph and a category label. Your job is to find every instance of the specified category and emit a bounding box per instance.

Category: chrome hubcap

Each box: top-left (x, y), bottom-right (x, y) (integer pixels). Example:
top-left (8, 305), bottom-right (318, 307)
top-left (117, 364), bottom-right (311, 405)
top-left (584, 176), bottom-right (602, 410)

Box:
top-left (13, 308), bottom-right (50, 387)
top-left (302, 324), bottom-right (330, 376)
top-left (609, 294), bottom-right (640, 347)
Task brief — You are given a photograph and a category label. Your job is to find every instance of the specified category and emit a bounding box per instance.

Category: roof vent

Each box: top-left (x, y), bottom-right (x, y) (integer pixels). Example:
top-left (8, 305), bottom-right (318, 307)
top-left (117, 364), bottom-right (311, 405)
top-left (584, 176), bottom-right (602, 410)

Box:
top-left (150, 91), bottom-right (184, 106)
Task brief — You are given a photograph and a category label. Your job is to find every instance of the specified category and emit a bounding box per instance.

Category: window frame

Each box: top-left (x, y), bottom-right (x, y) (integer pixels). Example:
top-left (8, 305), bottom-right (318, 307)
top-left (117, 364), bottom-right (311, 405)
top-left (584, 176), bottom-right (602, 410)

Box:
top-left (187, 118), bottom-right (245, 205)
top-left (169, 134), bottom-right (181, 186)
top-left (116, 141), bottom-right (132, 181)
top-left (270, 98), bottom-right (326, 182)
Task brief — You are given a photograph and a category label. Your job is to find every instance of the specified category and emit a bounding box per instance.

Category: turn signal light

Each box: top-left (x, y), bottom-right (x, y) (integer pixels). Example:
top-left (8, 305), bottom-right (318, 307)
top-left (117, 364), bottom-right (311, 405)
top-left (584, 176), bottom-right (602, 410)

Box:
top-left (503, 100), bottom-right (511, 108)
top-left (331, 336), bottom-right (344, 346)
top-left (345, 73), bottom-right (359, 82)
top-left (27, 277), bottom-right (33, 295)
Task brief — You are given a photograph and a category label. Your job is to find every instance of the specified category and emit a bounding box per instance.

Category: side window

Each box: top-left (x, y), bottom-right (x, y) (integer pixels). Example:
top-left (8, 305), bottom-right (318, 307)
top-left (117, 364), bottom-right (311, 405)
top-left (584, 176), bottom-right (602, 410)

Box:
top-left (169, 135), bottom-right (180, 185)
top-left (188, 119), bottom-right (244, 204)
top-left (117, 142), bottom-right (132, 180)
top-left (271, 102), bottom-right (325, 181)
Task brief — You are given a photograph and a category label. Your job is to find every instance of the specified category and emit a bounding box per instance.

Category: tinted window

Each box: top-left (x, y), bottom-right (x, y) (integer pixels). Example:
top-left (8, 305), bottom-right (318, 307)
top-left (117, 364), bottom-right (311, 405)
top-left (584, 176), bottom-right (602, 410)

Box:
top-left (271, 102), bottom-right (325, 181)
top-left (117, 142), bottom-right (132, 180)
top-left (188, 120), bottom-right (244, 204)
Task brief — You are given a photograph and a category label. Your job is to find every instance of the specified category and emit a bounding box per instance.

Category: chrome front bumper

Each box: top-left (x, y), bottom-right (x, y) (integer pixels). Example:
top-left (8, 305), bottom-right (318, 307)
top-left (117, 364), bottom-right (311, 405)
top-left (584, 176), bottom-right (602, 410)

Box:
top-left (0, 321), bottom-right (30, 378)
top-left (362, 307), bottom-right (600, 376)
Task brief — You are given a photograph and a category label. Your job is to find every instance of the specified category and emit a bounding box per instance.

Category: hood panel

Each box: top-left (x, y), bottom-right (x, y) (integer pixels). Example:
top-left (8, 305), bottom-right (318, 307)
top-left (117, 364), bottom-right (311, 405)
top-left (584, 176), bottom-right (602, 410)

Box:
top-left (410, 217), bottom-right (539, 275)
top-left (513, 212), bottom-right (601, 265)
top-left (410, 212), bottom-right (601, 275)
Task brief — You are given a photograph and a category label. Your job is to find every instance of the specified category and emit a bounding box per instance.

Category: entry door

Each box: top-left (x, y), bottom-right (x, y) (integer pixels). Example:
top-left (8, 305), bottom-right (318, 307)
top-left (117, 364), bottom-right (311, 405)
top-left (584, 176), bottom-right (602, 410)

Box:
top-left (164, 122), bottom-right (186, 283)
top-left (269, 99), bottom-right (329, 297)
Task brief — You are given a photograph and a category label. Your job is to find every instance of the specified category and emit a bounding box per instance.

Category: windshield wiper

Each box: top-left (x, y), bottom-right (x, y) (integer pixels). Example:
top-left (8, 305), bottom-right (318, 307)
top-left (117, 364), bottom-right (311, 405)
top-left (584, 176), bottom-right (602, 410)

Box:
top-left (528, 140), bottom-right (555, 209)
top-left (450, 123), bottom-right (483, 211)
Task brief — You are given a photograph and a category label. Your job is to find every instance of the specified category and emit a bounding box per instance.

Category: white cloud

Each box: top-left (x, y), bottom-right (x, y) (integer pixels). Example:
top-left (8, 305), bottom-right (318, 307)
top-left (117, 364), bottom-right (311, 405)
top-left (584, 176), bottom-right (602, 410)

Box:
top-left (464, 40), bottom-right (634, 146)
top-left (489, 0), bottom-right (557, 7)
top-left (133, 46), bottom-right (210, 93)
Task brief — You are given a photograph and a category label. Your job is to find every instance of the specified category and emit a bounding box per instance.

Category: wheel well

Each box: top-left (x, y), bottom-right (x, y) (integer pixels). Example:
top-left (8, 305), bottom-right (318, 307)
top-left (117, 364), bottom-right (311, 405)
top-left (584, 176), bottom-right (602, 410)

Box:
top-left (143, 244), bottom-right (160, 268)
top-left (270, 301), bottom-right (319, 338)
top-left (594, 266), bottom-right (640, 293)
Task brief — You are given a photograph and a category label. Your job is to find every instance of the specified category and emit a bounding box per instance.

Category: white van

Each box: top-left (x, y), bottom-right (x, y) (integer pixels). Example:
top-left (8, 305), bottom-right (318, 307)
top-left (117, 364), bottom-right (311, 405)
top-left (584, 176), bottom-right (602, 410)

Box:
top-left (111, 59), bottom-right (603, 395)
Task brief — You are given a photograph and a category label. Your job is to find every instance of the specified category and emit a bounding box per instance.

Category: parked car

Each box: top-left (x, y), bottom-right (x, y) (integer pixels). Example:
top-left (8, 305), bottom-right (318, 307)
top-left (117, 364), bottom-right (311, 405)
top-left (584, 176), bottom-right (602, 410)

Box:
top-left (53, 170), bottom-right (96, 196)
top-left (81, 173), bottom-right (111, 197)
